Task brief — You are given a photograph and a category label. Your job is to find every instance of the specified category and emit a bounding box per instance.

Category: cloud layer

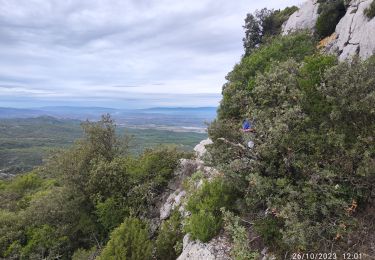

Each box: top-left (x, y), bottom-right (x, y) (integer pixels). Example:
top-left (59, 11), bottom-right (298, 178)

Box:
top-left (0, 0), bottom-right (302, 108)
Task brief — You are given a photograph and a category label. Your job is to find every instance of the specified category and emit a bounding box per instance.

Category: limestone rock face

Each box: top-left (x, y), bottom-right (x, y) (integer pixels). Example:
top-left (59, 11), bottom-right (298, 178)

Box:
top-left (159, 140), bottom-right (232, 259)
top-left (282, 0), bottom-right (320, 35)
top-left (177, 234), bottom-right (231, 260)
top-left (327, 0), bottom-right (375, 60)
top-left (283, 0), bottom-right (375, 60)
top-left (159, 189), bottom-right (186, 220)
top-left (193, 138), bottom-right (213, 159)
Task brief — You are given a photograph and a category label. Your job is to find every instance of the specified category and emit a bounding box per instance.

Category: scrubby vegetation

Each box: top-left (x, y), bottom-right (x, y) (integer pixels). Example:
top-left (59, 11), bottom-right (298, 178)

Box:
top-left (184, 178), bottom-right (238, 242)
top-left (155, 211), bottom-right (184, 260)
top-left (1, 4), bottom-right (374, 259)
top-left (364, 0), bottom-right (375, 19)
top-left (243, 6), bottom-right (298, 55)
top-left (98, 217), bottom-right (152, 260)
top-left (208, 25), bottom-right (375, 256)
top-left (222, 209), bottom-right (259, 260)
top-left (0, 115), bottom-right (191, 259)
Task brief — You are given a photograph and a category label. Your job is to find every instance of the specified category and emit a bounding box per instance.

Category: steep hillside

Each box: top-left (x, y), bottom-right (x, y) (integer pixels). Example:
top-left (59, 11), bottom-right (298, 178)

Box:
top-left (0, 1), bottom-right (374, 259)
top-left (200, 1), bottom-right (375, 258)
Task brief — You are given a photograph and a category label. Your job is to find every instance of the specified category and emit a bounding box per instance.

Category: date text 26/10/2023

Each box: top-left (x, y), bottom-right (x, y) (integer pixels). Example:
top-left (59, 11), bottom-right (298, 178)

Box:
top-left (291, 252), bottom-right (363, 259)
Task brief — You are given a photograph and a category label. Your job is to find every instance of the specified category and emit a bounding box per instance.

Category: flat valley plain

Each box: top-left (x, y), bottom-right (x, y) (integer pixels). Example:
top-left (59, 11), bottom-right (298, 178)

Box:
top-left (0, 107), bottom-right (215, 177)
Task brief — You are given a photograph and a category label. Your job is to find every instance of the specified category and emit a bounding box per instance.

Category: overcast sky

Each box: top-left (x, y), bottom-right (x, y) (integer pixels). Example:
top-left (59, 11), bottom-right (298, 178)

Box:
top-left (0, 0), bottom-right (302, 108)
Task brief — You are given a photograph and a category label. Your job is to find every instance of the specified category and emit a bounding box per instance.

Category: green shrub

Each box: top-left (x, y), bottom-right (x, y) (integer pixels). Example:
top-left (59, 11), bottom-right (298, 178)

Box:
top-left (298, 54), bottom-right (337, 124)
top-left (186, 178), bottom-right (237, 215)
top-left (8, 172), bottom-right (43, 194)
top-left (262, 6), bottom-right (299, 37)
top-left (253, 217), bottom-right (284, 249)
top-left (316, 0), bottom-right (346, 39)
top-left (243, 6), bottom-right (298, 55)
top-left (137, 147), bottom-right (184, 190)
top-left (72, 247), bottom-right (97, 260)
top-left (218, 32), bottom-right (315, 120)
top-left (364, 0), bottom-right (375, 19)
top-left (21, 225), bottom-right (68, 259)
top-left (184, 178), bottom-right (237, 242)
top-left (98, 217), bottom-right (152, 260)
top-left (222, 209), bottom-right (259, 260)
top-left (212, 56), bottom-right (375, 254)
top-left (185, 210), bottom-right (221, 242)
top-left (155, 211), bottom-right (184, 260)
top-left (95, 197), bottom-right (127, 232)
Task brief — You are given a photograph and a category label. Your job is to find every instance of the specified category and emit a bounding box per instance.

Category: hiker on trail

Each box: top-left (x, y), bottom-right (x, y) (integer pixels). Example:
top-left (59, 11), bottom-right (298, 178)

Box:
top-left (242, 119), bottom-right (254, 132)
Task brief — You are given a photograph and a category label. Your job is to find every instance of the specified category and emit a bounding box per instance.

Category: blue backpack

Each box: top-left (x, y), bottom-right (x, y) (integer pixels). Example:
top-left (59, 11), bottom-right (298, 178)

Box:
top-left (242, 120), bottom-right (251, 130)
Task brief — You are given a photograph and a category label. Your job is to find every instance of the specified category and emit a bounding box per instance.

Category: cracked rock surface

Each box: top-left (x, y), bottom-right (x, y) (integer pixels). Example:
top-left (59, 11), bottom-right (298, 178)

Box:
top-left (328, 0), bottom-right (375, 60)
top-left (283, 0), bottom-right (375, 60)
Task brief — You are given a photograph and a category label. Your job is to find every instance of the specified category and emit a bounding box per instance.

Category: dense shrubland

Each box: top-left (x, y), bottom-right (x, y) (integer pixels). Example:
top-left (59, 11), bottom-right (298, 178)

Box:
top-left (1, 5), bottom-right (375, 259)
top-left (207, 25), bottom-right (375, 256)
top-left (0, 115), bottom-right (190, 259)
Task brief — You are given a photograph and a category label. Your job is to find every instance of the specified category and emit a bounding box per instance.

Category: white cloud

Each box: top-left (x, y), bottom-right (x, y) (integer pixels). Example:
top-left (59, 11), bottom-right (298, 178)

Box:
top-left (0, 0), bottom-right (303, 108)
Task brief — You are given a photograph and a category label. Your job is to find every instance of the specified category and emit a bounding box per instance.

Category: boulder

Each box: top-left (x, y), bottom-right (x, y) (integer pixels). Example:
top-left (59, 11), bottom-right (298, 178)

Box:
top-left (193, 138), bottom-right (213, 159)
top-left (282, 0), bottom-right (320, 35)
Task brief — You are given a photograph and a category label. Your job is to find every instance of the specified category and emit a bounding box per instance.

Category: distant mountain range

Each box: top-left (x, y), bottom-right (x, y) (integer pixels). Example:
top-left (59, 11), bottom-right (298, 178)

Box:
top-left (0, 106), bottom-right (217, 129)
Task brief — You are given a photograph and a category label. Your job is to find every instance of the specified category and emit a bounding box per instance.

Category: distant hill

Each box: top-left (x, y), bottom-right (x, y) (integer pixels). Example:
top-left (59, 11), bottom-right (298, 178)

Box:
top-left (0, 106), bottom-right (217, 128)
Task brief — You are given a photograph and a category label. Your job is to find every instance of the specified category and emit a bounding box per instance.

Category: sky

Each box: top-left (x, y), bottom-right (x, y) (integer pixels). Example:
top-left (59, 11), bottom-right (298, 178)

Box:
top-left (0, 0), bottom-right (302, 109)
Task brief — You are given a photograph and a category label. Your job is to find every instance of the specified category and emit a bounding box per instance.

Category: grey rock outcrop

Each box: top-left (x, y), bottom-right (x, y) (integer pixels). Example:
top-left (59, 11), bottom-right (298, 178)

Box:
top-left (282, 0), bottom-right (320, 35)
top-left (158, 139), bottom-right (233, 259)
top-left (193, 138), bottom-right (213, 159)
top-left (327, 0), bottom-right (375, 60)
top-left (282, 0), bottom-right (375, 60)
top-left (160, 189), bottom-right (186, 220)
top-left (177, 234), bottom-right (231, 260)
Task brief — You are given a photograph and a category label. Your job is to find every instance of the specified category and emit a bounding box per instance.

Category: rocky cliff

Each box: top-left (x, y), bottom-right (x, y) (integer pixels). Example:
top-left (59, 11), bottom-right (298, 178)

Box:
top-left (158, 139), bottom-right (234, 260)
top-left (282, 0), bottom-right (375, 60)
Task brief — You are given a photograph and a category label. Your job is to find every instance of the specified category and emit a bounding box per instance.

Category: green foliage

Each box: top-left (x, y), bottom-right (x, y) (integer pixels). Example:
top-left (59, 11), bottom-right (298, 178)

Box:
top-left (218, 32), bottom-right (315, 120)
top-left (155, 211), bottom-right (184, 260)
top-left (185, 210), bottom-right (221, 243)
top-left (21, 225), bottom-right (68, 259)
top-left (72, 247), bottom-right (97, 260)
top-left (137, 147), bottom-right (184, 190)
top-left (3, 172), bottom-right (43, 201)
top-left (95, 197), bottom-right (127, 232)
top-left (262, 6), bottom-right (299, 36)
top-left (184, 178), bottom-right (237, 242)
top-left (364, 0), bottom-right (375, 19)
top-left (98, 217), bottom-right (152, 260)
top-left (210, 51), bottom-right (375, 254)
top-left (298, 54), bottom-right (338, 124)
top-left (0, 115), bottom-right (187, 259)
top-left (253, 217), bottom-right (283, 249)
top-left (316, 0), bottom-right (346, 39)
top-left (243, 7), bottom-right (298, 55)
top-left (222, 209), bottom-right (259, 260)
top-left (186, 178), bottom-right (237, 215)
